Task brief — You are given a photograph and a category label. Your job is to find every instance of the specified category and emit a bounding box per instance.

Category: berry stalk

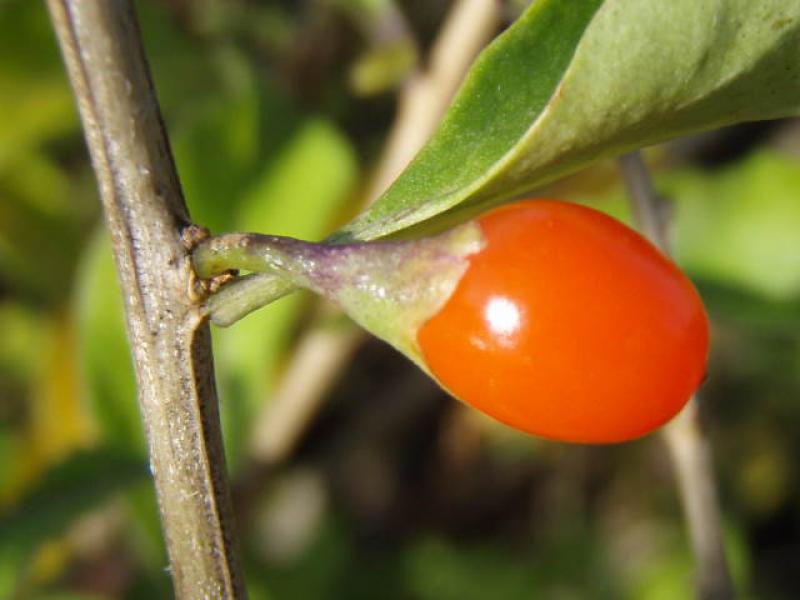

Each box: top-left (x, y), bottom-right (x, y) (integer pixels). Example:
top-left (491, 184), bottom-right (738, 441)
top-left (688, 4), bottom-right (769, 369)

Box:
top-left (193, 224), bottom-right (484, 366)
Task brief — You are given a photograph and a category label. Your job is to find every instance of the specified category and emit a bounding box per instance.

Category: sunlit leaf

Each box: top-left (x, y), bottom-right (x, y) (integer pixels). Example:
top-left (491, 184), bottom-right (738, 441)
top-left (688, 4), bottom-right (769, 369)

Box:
top-left (337, 0), bottom-right (800, 241)
top-left (139, 0), bottom-right (301, 234)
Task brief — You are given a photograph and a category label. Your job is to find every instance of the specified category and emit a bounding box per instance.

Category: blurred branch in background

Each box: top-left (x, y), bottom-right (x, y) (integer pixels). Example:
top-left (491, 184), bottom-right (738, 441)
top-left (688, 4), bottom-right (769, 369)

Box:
top-left (619, 151), bottom-right (734, 600)
top-left (247, 0), bottom-right (504, 467)
top-left (46, 1), bottom-right (244, 597)
top-left (363, 0), bottom-right (504, 201)
top-left (338, 0), bottom-right (419, 97)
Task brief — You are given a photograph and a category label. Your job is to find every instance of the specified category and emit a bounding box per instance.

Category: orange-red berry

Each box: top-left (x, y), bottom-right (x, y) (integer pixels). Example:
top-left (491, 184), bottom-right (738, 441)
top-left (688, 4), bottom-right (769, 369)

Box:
top-left (417, 200), bottom-right (709, 443)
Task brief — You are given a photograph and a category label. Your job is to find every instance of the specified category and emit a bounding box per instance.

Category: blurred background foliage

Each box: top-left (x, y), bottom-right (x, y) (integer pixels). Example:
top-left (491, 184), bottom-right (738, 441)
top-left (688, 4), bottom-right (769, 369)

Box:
top-left (0, 0), bottom-right (799, 598)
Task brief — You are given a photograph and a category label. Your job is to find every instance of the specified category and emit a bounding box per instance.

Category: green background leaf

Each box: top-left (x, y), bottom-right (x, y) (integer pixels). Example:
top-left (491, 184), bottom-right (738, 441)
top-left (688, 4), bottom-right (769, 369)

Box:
top-left (0, 448), bottom-right (147, 557)
top-left (74, 229), bottom-right (143, 455)
top-left (671, 150), bottom-right (800, 300)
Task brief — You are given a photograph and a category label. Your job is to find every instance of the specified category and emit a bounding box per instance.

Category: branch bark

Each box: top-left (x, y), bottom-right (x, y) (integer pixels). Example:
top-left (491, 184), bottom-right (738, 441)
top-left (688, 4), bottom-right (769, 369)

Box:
top-left (47, 2), bottom-right (244, 598)
top-left (619, 151), bottom-right (734, 600)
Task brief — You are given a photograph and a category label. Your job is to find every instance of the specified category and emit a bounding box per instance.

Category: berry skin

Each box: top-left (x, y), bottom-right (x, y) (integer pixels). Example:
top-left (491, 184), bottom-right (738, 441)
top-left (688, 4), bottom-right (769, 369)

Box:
top-left (417, 200), bottom-right (709, 443)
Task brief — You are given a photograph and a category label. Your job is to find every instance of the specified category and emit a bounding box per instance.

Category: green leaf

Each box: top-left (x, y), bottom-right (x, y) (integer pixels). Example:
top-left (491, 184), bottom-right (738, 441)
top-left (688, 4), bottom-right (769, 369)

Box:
top-left (0, 2), bottom-right (91, 302)
top-left (125, 482), bottom-right (169, 574)
top-left (670, 150), bottom-right (800, 300)
top-left (0, 301), bottom-right (47, 385)
top-left (0, 157), bottom-right (90, 301)
top-left (337, 0), bottom-right (800, 241)
top-left (169, 47), bottom-right (299, 235)
top-left (0, 448), bottom-right (147, 557)
top-left (0, 1), bottom-right (78, 169)
top-left (140, 0), bottom-right (302, 234)
top-left (73, 228), bottom-right (143, 455)
top-left (234, 119), bottom-right (358, 237)
top-left (0, 303), bottom-right (46, 495)
top-left (26, 593), bottom-right (106, 600)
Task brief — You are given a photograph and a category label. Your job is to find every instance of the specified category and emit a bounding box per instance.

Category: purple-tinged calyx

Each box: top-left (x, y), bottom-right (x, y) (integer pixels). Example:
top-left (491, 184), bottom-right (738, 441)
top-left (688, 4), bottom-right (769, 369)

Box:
top-left (193, 222), bottom-right (485, 366)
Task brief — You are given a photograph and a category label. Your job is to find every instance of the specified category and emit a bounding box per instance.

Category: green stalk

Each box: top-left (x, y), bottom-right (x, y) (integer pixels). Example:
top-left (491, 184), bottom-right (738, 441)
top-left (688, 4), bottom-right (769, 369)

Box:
top-left (193, 225), bottom-right (485, 366)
